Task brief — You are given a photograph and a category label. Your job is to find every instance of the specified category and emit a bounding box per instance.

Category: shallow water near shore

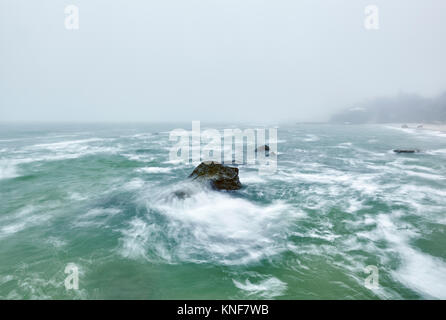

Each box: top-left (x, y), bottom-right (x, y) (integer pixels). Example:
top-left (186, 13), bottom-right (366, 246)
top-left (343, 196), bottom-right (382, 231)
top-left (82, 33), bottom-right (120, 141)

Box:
top-left (1, 123), bottom-right (446, 299)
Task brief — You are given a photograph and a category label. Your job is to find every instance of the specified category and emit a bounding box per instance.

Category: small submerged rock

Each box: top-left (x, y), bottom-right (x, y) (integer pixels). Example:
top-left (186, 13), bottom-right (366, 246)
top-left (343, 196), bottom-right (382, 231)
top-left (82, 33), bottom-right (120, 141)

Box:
top-left (255, 144), bottom-right (276, 157)
top-left (173, 190), bottom-right (190, 199)
top-left (256, 145), bottom-right (270, 152)
top-left (393, 149), bottom-right (420, 154)
top-left (167, 182), bottom-right (199, 200)
top-left (189, 161), bottom-right (242, 191)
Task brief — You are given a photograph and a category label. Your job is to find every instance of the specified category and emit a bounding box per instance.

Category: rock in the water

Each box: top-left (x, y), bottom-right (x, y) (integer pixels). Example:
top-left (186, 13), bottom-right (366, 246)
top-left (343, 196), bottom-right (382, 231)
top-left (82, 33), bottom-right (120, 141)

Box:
top-left (173, 190), bottom-right (190, 199)
top-left (255, 145), bottom-right (274, 157)
top-left (393, 149), bottom-right (420, 154)
top-left (189, 161), bottom-right (242, 190)
top-left (255, 145), bottom-right (270, 152)
top-left (401, 124), bottom-right (409, 128)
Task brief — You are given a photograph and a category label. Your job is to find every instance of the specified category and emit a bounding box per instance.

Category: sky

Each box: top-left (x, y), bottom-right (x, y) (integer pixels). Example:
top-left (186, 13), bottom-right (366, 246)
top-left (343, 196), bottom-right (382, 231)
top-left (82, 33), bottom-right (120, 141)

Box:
top-left (1, 0), bottom-right (446, 122)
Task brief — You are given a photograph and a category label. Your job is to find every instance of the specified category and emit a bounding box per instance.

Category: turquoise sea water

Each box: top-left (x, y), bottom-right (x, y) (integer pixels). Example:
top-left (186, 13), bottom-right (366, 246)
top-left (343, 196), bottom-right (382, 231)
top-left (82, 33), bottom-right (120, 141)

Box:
top-left (1, 123), bottom-right (446, 299)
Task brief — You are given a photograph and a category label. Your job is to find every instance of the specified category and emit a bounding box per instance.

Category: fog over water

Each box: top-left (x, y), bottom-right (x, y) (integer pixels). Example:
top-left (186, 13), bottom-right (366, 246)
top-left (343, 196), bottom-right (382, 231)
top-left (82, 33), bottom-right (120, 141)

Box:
top-left (1, 0), bottom-right (446, 122)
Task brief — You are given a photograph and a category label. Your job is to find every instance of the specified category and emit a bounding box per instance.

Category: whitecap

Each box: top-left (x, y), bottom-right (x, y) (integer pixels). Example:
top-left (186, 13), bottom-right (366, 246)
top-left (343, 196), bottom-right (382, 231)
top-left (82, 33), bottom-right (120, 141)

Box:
top-left (73, 208), bottom-right (121, 228)
top-left (0, 206), bottom-right (52, 239)
top-left (118, 183), bottom-right (302, 265)
top-left (233, 277), bottom-right (287, 299)
top-left (426, 149), bottom-right (446, 156)
top-left (301, 134), bottom-right (320, 142)
top-left (0, 159), bottom-right (18, 180)
top-left (45, 237), bottom-right (67, 248)
top-left (30, 138), bottom-right (105, 151)
top-left (123, 178), bottom-right (145, 190)
top-left (68, 192), bottom-right (88, 201)
top-left (122, 153), bottom-right (155, 162)
top-left (137, 167), bottom-right (172, 174)
top-left (405, 170), bottom-right (445, 181)
top-left (393, 247), bottom-right (446, 299)
top-left (239, 171), bottom-right (267, 184)
top-left (359, 214), bottom-right (446, 299)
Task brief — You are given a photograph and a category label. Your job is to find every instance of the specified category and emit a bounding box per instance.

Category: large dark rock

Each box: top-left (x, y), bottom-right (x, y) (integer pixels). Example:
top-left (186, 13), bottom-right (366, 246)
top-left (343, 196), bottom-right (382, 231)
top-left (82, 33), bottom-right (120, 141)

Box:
top-left (189, 161), bottom-right (242, 190)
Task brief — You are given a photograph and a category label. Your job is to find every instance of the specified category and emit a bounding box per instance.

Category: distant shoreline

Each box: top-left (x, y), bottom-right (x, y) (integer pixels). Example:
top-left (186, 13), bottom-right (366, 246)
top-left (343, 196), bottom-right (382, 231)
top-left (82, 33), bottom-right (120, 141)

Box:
top-left (399, 123), bottom-right (446, 133)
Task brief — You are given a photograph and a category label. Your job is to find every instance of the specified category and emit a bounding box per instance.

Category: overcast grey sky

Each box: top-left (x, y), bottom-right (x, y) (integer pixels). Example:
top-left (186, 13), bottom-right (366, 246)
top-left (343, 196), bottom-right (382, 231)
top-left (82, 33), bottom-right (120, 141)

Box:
top-left (1, 0), bottom-right (446, 122)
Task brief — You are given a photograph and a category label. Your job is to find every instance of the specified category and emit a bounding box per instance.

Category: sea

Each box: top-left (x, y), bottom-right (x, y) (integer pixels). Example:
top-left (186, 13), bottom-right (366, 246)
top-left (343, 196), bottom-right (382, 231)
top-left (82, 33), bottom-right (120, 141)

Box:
top-left (0, 122), bottom-right (445, 299)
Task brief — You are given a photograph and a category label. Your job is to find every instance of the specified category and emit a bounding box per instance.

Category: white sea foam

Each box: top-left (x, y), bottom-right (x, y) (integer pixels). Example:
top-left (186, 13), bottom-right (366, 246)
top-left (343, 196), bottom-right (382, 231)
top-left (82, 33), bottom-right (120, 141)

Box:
top-left (302, 134), bottom-right (320, 142)
top-left (273, 169), bottom-right (351, 184)
top-left (0, 141), bottom-right (121, 180)
top-left (123, 178), bottom-right (145, 190)
top-left (30, 138), bottom-right (105, 151)
top-left (358, 214), bottom-right (446, 299)
top-left (0, 159), bottom-right (18, 180)
top-left (119, 218), bottom-right (174, 263)
top-left (337, 142), bottom-right (353, 148)
top-left (74, 208), bottom-right (121, 228)
top-left (385, 124), bottom-right (446, 139)
top-left (394, 247), bottom-right (446, 299)
top-left (163, 158), bottom-right (190, 165)
top-left (426, 148), bottom-right (446, 156)
top-left (83, 208), bottom-right (121, 218)
top-left (233, 277), bottom-right (287, 299)
top-left (349, 174), bottom-right (381, 195)
top-left (68, 192), bottom-right (89, 201)
top-left (6, 138), bottom-right (122, 167)
top-left (119, 183), bottom-right (302, 265)
top-left (405, 170), bottom-right (445, 181)
top-left (239, 171), bottom-right (267, 184)
top-left (0, 267), bottom-right (88, 299)
top-left (345, 198), bottom-right (366, 213)
top-left (395, 184), bottom-right (446, 203)
top-left (122, 153), bottom-right (156, 162)
top-left (137, 167), bottom-right (172, 174)
top-left (130, 133), bottom-right (153, 139)
top-left (390, 162), bottom-right (437, 173)
top-left (119, 217), bottom-right (151, 260)
top-left (45, 237), bottom-right (67, 248)
top-left (0, 206), bottom-right (52, 239)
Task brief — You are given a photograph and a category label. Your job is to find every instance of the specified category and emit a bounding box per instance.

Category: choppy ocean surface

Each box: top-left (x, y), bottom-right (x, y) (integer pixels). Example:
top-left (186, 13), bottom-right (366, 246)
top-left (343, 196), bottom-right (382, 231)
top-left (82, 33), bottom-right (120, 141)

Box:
top-left (1, 123), bottom-right (446, 299)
